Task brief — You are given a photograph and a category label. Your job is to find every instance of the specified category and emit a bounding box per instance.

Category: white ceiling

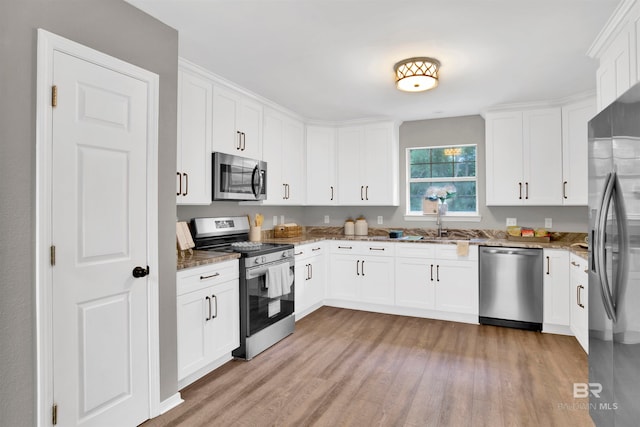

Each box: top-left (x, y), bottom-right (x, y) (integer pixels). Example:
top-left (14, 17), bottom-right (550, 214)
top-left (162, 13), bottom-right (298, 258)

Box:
top-left (127, 0), bottom-right (619, 123)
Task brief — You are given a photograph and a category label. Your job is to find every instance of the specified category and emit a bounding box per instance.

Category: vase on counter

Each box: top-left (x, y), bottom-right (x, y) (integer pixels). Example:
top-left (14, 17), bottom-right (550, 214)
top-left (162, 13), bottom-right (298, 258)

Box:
top-left (438, 200), bottom-right (448, 216)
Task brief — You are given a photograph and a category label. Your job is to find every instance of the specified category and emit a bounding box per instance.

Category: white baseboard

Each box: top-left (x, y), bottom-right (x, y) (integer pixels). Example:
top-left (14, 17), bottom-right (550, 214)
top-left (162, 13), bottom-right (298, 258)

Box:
top-left (542, 323), bottom-right (573, 336)
top-left (178, 353), bottom-right (234, 390)
top-left (159, 392), bottom-right (183, 415)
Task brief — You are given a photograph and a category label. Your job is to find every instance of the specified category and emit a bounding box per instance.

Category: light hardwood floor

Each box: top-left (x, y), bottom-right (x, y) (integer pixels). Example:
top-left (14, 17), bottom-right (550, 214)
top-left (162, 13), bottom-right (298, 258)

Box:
top-left (145, 307), bottom-right (592, 427)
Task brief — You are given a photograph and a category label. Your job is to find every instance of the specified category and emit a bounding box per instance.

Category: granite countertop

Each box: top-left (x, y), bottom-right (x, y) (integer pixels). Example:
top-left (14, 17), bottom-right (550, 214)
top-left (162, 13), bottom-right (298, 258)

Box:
top-left (177, 250), bottom-right (240, 271)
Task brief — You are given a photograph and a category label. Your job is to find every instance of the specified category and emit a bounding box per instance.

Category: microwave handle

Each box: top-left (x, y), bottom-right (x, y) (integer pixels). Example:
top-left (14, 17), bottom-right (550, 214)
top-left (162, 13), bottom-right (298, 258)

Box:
top-left (251, 165), bottom-right (264, 198)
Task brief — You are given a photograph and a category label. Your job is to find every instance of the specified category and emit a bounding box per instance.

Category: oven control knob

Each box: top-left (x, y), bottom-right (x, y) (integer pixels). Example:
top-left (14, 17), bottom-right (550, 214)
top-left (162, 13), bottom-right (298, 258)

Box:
top-left (254, 257), bottom-right (261, 265)
top-left (282, 251), bottom-right (289, 258)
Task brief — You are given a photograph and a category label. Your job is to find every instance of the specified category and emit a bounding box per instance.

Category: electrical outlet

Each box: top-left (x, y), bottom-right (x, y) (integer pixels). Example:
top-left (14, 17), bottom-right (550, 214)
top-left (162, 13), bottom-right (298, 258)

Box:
top-left (506, 218), bottom-right (517, 226)
top-left (377, 216), bottom-right (383, 225)
top-left (280, 215), bottom-right (285, 225)
top-left (273, 216), bottom-right (278, 227)
top-left (545, 218), bottom-right (553, 228)
top-left (324, 215), bottom-right (330, 224)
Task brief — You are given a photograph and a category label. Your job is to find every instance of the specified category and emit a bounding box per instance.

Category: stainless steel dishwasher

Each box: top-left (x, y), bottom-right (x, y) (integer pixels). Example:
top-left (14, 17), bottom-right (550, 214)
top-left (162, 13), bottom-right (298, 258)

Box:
top-left (479, 246), bottom-right (543, 331)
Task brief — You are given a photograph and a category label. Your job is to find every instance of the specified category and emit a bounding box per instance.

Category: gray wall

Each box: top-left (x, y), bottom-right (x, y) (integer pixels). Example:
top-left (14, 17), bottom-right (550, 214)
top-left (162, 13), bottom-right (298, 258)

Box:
top-left (0, 1), bottom-right (178, 425)
top-left (303, 115), bottom-right (588, 232)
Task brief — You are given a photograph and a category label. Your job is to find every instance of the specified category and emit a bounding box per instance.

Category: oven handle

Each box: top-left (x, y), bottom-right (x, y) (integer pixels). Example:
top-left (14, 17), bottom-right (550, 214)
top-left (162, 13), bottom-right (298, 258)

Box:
top-left (246, 260), bottom-right (294, 280)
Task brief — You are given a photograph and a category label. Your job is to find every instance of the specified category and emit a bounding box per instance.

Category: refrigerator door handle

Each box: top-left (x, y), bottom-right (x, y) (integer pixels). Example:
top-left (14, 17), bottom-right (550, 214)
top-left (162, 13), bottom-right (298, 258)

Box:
top-left (595, 172), bottom-right (617, 322)
top-left (612, 174), bottom-right (629, 316)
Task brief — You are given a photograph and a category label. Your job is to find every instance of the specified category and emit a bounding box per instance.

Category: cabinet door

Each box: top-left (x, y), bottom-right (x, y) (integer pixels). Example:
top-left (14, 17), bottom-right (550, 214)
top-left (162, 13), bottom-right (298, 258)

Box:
top-left (360, 256), bottom-right (395, 304)
top-left (306, 126), bottom-right (337, 205)
top-left (177, 69), bottom-right (213, 205)
top-left (485, 111), bottom-right (524, 205)
top-left (281, 118), bottom-right (305, 204)
top-left (237, 97), bottom-right (263, 160)
top-left (395, 257), bottom-right (435, 310)
top-left (570, 256), bottom-right (589, 352)
top-left (337, 126), bottom-right (364, 204)
top-left (329, 254), bottom-right (358, 300)
top-left (523, 108), bottom-right (563, 205)
top-left (306, 253), bottom-right (326, 309)
top-left (177, 287), bottom-right (212, 380)
top-left (208, 280), bottom-right (240, 358)
top-left (543, 249), bottom-right (570, 328)
top-left (212, 86), bottom-right (240, 154)
top-left (434, 260), bottom-right (478, 315)
top-left (562, 98), bottom-right (595, 205)
top-left (262, 111), bottom-right (285, 203)
top-left (361, 123), bottom-right (398, 205)
top-left (294, 256), bottom-right (308, 314)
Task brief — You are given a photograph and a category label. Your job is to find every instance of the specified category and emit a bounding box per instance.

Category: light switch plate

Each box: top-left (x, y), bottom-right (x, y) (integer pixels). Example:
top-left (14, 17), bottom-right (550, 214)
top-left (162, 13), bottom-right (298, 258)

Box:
top-left (273, 216), bottom-right (278, 227)
top-left (324, 215), bottom-right (330, 224)
top-left (506, 218), bottom-right (517, 226)
top-left (545, 218), bottom-right (553, 228)
top-left (377, 216), bottom-right (383, 225)
top-left (280, 215), bottom-right (285, 225)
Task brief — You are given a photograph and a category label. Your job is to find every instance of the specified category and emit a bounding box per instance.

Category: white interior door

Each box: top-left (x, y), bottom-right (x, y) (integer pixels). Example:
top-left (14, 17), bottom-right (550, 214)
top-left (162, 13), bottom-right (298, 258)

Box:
top-left (51, 50), bottom-right (151, 426)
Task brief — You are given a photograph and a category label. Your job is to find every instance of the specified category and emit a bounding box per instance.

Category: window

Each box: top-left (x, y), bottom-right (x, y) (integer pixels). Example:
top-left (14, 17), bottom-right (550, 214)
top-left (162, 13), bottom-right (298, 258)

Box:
top-left (407, 145), bottom-right (477, 215)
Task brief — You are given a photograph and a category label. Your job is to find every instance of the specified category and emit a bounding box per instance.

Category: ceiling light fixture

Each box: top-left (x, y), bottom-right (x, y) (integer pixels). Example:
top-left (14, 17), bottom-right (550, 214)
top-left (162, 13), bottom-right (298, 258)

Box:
top-left (394, 57), bottom-right (440, 92)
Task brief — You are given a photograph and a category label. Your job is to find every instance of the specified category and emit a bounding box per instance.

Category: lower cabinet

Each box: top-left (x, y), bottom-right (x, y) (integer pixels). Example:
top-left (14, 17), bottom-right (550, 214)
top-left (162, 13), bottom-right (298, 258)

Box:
top-left (395, 243), bottom-right (478, 317)
top-left (294, 242), bottom-right (326, 319)
top-left (543, 249), bottom-right (571, 334)
top-left (177, 260), bottom-right (239, 387)
top-left (328, 241), bottom-right (395, 305)
top-left (569, 254), bottom-right (589, 353)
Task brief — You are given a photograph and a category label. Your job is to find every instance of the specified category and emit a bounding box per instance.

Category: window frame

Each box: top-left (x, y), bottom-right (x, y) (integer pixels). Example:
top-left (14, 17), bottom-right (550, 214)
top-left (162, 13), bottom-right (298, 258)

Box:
top-left (405, 144), bottom-right (479, 218)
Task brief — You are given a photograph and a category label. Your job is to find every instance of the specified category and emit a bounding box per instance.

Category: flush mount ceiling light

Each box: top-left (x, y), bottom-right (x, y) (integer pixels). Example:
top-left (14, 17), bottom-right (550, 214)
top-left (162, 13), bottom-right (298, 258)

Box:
top-left (394, 57), bottom-right (440, 92)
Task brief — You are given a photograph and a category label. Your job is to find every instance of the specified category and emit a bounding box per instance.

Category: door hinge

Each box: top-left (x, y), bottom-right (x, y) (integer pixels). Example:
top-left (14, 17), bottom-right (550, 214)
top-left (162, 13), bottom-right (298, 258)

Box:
top-left (50, 245), bottom-right (56, 266)
top-left (52, 404), bottom-right (58, 425)
top-left (52, 85), bottom-right (57, 107)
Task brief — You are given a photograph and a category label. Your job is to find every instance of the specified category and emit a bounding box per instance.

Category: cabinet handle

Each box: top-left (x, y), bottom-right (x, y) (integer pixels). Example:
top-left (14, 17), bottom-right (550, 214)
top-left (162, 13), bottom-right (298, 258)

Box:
top-left (330, 186), bottom-right (334, 201)
top-left (310, 263), bottom-right (313, 280)
top-left (546, 256), bottom-right (550, 275)
top-left (571, 261), bottom-right (579, 267)
top-left (183, 173), bottom-right (188, 196)
top-left (369, 247), bottom-right (385, 251)
top-left (577, 285), bottom-right (585, 308)
top-left (430, 264), bottom-right (434, 281)
top-left (525, 182), bottom-right (529, 200)
top-left (283, 183), bottom-right (287, 200)
top-left (436, 265), bottom-right (440, 282)
top-left (563, 181), bottom-right (568, 199)
top-left (365, 185), bottom-right (369, 201)
top-left (360, 185), bottom-right (364, 201)
top-left (177, 172), bottom-right (182, 196)
top-left (236, 131), bottom-right (241, 150)
top-left (200, 272), bottom-right (220, 280)
top-left (242, 132), bottom-right (246, 151)
top-left (361, 260), bottom-right (365, 276)
top-left (338, 246), bottom-right (353, 250)
top-left (518, 182), bottom-right (522, 200)
top-left (294, 251), bottom-right (304, 256)
top-left (286, 183), bottom-right (290, 200)
top-left (312, 247), bottom-right (321, 252)
top-left (211, 294), bottom-right (218, 319)
top-left (356, 260), bottom-right (360, 276)
top-left (205, 296), bottom-right (211, 321)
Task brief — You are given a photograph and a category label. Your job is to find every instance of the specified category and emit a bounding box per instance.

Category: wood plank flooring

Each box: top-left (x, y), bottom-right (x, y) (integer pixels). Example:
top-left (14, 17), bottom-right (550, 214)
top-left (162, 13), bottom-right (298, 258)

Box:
top-left (144, 307), bottom-right (592, 427)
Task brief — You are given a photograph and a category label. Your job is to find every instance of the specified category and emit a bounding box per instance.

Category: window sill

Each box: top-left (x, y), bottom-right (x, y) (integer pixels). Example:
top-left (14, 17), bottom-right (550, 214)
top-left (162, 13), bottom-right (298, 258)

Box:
top-left (404, 214), bottom-right (482, 222)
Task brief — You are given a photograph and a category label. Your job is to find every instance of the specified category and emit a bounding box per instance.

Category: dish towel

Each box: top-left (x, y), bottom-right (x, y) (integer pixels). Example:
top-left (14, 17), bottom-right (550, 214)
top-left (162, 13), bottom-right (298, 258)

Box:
top-left (456, 241), bottom-right (469, 257)
top-left (267, 263), bottom-right (291, 298)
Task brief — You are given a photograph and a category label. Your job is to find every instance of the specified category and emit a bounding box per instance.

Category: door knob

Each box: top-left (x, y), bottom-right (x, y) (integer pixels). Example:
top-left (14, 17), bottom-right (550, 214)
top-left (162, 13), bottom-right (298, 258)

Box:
top-left (132, 266), bottom-right (149, 278)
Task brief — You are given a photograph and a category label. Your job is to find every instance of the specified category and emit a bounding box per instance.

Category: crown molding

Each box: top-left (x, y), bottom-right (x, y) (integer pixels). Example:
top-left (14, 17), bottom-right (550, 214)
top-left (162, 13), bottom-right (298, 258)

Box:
top-left (587, 0), bottom-right (638, 59)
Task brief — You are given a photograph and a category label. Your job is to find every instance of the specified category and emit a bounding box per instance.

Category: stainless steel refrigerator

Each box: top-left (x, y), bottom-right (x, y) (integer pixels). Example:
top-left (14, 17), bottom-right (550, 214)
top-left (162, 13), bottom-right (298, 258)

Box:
top-left (589, 83), bottom-right (640, 426)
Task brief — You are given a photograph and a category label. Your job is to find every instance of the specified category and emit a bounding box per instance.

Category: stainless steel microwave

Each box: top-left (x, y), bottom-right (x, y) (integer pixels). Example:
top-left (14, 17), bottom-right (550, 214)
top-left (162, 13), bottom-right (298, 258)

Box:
top-left (212, 152), bottom-right (267, 201)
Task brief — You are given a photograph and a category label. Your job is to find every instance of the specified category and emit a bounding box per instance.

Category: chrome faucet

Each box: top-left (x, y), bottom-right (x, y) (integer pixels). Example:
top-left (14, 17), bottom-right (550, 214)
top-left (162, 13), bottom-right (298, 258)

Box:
top-left (436, 209), bottom-right (447, 237)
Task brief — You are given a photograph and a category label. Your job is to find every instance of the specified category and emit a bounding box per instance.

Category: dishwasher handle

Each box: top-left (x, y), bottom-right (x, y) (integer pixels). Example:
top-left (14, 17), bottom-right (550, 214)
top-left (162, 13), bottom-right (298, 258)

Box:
top-left (482, 248), bottom-right (540, 256)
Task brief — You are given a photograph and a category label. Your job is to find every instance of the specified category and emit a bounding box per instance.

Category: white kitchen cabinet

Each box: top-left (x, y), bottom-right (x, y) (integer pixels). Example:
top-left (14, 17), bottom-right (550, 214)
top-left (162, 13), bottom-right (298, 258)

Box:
top-left (306, 126), bottom-right (337, 205)
top-left (595, 30), bottom-right (632, 112)
top-left (176, 260), bottom-right (240, 386)
top-left (262, 109), bottom-right (305, 205)
top-left (485, 108), bottom-right (563, 205)
top-left (542, 249), bottom-right (571, 334)
top-left (394, 243), bottom-right (478, 316)
top-left (294, 242), bottom-right (326, 319)
top-left (176, 65), bottom-right (213, 205)
top-left (328, 241), bottom-right (395, 304)
top-left (561, 98), bottom-right (596, 206)
top-left (212, 85), bottom-right (262, 160)
top-left (570, 254), bottom-right (589, 353)
top-left (336, 122), bottom-right (399, 206)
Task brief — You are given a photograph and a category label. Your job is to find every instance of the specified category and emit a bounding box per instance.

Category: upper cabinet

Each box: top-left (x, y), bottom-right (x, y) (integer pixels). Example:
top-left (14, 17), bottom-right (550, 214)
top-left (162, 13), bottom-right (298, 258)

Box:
top-left (262, 108), bottom-right (305, 205)
top-left (306, 126), bottom-right (337, 205)
top-left (486, 108), bottom-right (563, 205)
top-left (336, 121), bottom-right (399, 206)
top-left (588, 0), bottom-right (640, 112)
top-left (212, 85), bottom-right (263, 160)
top-left (561, 98), bottom-right (596, 205)
top-left (176, 64), bottom-right (213, 205)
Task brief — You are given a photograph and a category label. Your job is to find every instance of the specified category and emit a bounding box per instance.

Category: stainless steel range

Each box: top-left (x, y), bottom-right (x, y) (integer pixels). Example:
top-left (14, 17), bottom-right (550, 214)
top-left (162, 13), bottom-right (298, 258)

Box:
top-left (191, 216), bottom-right (295, 360)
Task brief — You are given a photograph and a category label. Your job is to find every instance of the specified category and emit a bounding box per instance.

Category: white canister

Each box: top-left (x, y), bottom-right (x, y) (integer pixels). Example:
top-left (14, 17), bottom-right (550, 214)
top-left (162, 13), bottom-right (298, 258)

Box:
top-left (354, 218), bottom-right (368, 236)
top-left (344, 220), bottom-right (355, 236)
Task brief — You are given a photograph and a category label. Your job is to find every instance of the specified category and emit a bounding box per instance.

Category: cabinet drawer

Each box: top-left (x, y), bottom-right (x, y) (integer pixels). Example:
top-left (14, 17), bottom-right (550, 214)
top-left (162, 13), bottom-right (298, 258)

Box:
top-left (177, 259), bottom-right (239, 295)
top-left (395, 243), bottom-right (436, 259)
top-left (435, 243), bottom-right (478, 261)
top-left (294, 242), bottom-right (325, 260)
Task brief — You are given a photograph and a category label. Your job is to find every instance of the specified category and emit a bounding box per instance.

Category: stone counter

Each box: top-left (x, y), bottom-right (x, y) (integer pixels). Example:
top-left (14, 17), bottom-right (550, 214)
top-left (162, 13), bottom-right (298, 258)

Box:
top-left (177, 250), bottom-right (240, 271)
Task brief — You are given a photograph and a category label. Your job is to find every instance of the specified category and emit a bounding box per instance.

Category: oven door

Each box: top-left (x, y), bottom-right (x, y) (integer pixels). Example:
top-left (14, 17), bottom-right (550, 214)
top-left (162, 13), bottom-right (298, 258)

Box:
top-left (244, 259), bottom-right (294, 336)
top-left (213, 152), bottom-right (267, 201)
